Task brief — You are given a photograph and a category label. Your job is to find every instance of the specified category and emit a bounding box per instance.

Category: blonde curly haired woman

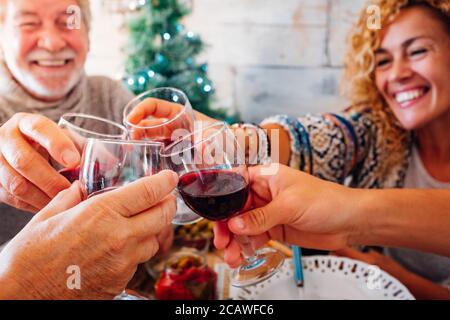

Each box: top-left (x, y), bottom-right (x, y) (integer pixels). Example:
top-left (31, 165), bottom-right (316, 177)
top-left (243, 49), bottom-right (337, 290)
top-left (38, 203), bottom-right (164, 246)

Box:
top-left (127, 0), bottom-right (450, 299)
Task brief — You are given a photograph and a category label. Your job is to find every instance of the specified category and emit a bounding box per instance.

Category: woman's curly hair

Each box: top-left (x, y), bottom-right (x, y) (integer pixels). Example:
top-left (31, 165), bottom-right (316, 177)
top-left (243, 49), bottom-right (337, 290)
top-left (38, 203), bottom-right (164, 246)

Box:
top-left (342, 0), bottom-right (450, 177)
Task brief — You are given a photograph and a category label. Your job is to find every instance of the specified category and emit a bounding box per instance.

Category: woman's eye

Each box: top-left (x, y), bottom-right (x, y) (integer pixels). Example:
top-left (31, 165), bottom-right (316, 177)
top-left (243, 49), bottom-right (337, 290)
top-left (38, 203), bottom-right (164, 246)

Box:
top-left (409, 48), bottom-right (428, 56)
top-left (376, 58), bottom-right (391, 68)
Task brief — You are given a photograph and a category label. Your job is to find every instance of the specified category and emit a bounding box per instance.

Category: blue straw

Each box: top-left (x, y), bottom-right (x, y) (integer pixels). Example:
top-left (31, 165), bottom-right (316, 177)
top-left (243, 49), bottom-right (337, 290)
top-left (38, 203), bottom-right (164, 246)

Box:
top-left (292, 246), bottom-right (304, 287)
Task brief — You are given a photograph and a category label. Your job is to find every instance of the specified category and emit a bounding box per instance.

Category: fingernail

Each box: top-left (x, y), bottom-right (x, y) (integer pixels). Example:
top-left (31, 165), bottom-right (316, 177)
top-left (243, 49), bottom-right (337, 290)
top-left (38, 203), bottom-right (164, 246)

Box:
top-left (233, 217), bottom-right (245, 230)
top-left (62, 150), bottom-right (80, 166)
top-left (169, 170), bottom-right (178, 182)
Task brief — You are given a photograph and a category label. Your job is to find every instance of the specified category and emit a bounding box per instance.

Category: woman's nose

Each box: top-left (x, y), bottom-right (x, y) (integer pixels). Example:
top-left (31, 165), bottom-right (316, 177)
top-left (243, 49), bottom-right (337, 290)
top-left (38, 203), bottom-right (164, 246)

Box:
top-left (388, 58), bottom-right (414, 82)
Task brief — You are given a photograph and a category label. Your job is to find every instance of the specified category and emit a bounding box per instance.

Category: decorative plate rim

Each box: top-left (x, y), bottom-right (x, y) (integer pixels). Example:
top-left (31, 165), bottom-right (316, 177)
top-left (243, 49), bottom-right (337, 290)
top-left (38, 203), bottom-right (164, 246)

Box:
top-left (229, 255), bottom-right (415, 300)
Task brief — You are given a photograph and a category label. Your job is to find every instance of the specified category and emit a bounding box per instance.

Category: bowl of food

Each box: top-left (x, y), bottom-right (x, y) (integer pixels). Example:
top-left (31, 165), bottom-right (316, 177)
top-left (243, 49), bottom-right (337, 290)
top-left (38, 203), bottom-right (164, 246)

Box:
top-left (154, 248), bottom-right (217, 300)
top-left (174, 220), bottom-right (214, 252)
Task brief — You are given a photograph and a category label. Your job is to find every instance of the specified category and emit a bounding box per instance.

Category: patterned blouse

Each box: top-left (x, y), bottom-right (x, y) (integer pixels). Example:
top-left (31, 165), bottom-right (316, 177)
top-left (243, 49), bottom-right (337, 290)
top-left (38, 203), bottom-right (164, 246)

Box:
top-left (261, 105), bottom-right (413, 189)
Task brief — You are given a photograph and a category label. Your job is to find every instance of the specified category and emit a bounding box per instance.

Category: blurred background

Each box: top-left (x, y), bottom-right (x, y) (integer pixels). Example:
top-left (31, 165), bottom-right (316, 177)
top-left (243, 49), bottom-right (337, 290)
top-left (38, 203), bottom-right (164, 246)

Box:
top-left (86, 0), bottom-right (368, 122)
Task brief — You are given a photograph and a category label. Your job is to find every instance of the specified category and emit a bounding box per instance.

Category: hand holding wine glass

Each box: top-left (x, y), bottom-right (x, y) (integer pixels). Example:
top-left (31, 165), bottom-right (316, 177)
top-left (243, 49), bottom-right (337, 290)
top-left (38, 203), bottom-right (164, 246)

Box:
top-left (161, 122), bottom-right (284, 287)
top-left (124, 88), bottom-right (216, 143)
top-left (123, 87), bottom-right (196, 146)
top-left (0, 113), bottom-right (80, 212)
top-left (214, 164), bottom-right (355, 268)
top-left (124, 87), bottom-right (205, 225)
top-left (0, 171), bottom-right (178, 299)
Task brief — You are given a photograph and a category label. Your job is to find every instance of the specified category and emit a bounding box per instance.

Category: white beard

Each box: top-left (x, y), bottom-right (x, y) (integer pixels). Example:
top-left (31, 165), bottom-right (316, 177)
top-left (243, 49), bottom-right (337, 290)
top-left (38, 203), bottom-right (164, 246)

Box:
top-left (3, 50), bottom-right (83, 100)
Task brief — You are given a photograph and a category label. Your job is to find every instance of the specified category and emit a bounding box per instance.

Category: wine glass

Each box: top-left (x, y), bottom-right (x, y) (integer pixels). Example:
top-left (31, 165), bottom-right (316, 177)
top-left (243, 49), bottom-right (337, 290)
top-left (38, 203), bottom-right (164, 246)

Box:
top-left (123, 87), bottom-right (201, 225)
top-left (123, 87), bottom-right (195, 146)
top-left (161, 122), bottom-right (285, 287)
top-left (55, 113), bottom-right (129, 183)
top-left (79, 139), bottom-right (163, 199)
top-left (79, 138), bottom-right (163, 300)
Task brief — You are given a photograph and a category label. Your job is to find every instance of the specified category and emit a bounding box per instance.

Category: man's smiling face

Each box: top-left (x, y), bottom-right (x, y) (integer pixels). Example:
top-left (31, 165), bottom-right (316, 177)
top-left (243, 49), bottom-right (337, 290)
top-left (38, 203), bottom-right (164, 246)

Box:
top-left (0, 0), bottom-right (89, 101)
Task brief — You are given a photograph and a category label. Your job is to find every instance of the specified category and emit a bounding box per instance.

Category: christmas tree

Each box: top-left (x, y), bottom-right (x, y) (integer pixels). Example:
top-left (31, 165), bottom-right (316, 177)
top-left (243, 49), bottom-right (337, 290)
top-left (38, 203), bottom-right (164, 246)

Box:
top-left (123, 0), bottom-right (239, 122)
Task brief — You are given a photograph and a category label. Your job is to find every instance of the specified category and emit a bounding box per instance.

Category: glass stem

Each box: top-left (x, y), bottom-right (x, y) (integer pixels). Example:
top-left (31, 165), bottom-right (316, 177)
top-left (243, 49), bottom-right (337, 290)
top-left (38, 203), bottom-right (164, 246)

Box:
top-left (234, 235), bottom-right (257, 262)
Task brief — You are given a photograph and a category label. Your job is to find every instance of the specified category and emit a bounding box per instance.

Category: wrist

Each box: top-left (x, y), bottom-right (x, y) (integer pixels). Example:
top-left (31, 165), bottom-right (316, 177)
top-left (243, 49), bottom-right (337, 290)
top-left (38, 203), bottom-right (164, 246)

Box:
top-left (0, 269), bottom-right (27, 299)
top-left (345, 189), bottom-right (397, 248)
top-left (343, 188), bottom-right (375, 248)
top-left (0, 252), bottom-right (50, 300)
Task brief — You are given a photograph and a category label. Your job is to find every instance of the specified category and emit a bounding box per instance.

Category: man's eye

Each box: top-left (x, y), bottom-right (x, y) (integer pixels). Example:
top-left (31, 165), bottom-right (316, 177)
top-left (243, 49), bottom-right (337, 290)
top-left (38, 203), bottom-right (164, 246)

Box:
top-left (58, 20), bottom-right (69, 28)
top-left (19, 22), bottom-right (38, 28)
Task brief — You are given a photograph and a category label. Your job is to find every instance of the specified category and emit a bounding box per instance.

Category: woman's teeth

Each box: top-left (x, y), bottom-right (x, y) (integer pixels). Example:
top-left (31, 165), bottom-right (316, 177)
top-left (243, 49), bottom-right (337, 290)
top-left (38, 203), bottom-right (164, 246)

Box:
top-left (394, 88), bottom-right (427, 104)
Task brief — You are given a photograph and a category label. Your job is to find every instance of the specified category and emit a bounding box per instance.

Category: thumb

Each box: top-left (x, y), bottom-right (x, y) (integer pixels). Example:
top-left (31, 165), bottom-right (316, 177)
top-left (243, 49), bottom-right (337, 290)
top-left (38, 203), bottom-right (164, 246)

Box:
top-left (228, 198), bottom-right (291, 236)
top-left (35, 181), bottom-right (84, 221)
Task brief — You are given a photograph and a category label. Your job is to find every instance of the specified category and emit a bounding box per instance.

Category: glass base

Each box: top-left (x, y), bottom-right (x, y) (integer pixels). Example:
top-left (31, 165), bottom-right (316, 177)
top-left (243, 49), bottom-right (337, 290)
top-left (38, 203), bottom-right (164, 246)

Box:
top-left (113, 290), bottom-right (148, 300)
top-left (230, 247), bottom-right (285, 288)
top-left (172, 198), bottom-right (203, 225)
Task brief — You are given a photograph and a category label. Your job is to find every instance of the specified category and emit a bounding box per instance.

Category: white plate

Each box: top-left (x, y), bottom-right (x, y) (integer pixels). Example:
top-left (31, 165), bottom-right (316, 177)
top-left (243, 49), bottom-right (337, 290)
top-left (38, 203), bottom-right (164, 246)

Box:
top-left (223, 256), bottom-right (414, 300)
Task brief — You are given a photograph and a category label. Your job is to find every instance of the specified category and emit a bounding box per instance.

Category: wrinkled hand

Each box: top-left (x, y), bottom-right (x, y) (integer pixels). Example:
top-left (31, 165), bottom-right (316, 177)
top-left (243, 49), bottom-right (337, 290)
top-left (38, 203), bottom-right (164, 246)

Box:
top-left (0, 170), bottom-right (178, 300)
top-left (0, 113), bottom-right (80, 213)
top-left (214, 164), bottom-right (356, 267)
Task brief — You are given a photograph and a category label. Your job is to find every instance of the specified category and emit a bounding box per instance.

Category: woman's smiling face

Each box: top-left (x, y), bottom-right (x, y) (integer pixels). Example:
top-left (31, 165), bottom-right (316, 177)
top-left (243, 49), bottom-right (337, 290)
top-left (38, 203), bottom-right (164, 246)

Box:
top-left (374, 6), bottom-right (450, 131)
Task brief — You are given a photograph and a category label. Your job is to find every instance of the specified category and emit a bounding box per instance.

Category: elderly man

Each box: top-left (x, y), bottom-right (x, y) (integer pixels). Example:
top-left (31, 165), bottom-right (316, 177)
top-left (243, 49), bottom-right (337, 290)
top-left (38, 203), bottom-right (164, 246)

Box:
top-left (0, 0), bottom-right (135, 242)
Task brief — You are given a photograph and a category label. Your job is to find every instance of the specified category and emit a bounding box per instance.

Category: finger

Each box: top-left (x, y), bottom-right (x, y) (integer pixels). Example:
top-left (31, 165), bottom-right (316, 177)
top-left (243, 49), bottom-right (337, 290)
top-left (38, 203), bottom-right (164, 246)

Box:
top-left (1, 130), bottom-right (71, 198)
top-left (213, 221), bottom-right (231, 250)
top-left (127, 194), bottom-right (177, 239)
top-left (138, 118), bottom-right (170, 127)
top-left (156, 225), bottom-right (174, 255)
top-left (129, 128), bottom-right (144, 141)
top-left (0, 186), bottom-right (39, 213)
top-left (90, 170), bottom-right (178, 218)
top-left (135, 237), bottom-right (160, 264)
top-left (0, 155), bottom-right (52, 209)
top-left (35, 181), bottom-right (84, 221)
top-left (130, 118), bottom-right (174, 141)
top-left (224, 238), bottom-right (244, 268)
top-left (126, 98), bottom-right (183, 124)
top-left (18, 114), bottom-right (81, 167)
top-left (228, 198), bottom-right (291, 236)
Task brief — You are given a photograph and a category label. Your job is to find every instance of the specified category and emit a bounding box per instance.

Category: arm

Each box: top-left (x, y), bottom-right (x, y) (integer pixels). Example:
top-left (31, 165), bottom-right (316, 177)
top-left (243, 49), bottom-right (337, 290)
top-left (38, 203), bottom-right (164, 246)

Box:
top-left (351, 188), bottom-right (450, 257)
top-left (214, 165), bottom-right (450, 269)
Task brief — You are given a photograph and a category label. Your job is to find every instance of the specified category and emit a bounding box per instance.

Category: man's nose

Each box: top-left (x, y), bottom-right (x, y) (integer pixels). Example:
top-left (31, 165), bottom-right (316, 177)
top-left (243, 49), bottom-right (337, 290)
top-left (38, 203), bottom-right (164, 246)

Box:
top-left (37, 27), bottom-right (67, 52)
top-left (388, 57), bottom-right (414, 83)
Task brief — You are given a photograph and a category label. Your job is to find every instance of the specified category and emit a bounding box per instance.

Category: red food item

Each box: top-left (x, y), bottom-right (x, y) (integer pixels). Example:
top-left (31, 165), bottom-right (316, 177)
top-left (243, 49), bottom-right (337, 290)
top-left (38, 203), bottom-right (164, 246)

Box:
top-left (155, 254), bottom-right (217, 300)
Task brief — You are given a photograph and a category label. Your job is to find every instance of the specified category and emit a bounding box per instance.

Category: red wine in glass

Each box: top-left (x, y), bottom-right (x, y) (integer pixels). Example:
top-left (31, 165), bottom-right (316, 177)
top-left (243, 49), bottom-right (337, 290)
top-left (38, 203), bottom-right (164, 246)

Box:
top-left (178, 170), bottom-right (249, 221)
top-left (82, 161), bottom-right (120, 196)
top-left (59, 167), bottom-right (80, 183)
